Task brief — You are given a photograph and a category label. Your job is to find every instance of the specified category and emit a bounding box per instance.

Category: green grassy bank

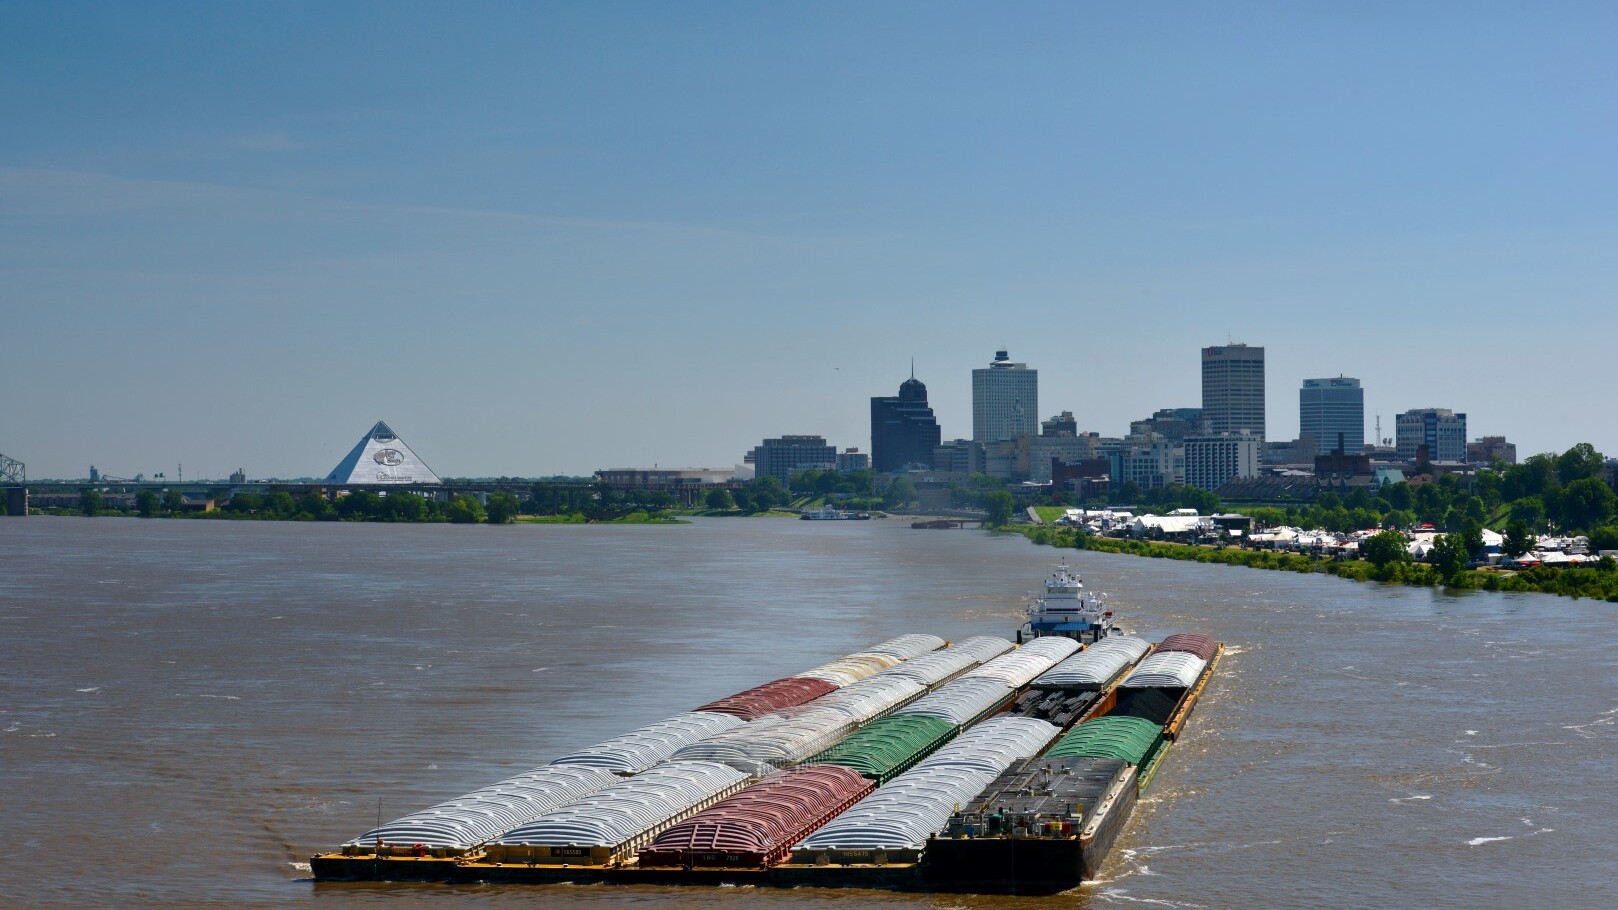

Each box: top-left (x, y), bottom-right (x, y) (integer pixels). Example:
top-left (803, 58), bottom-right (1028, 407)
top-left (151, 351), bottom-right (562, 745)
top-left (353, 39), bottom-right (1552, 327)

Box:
top-left (1016, 525), bottom-right (1618, 602)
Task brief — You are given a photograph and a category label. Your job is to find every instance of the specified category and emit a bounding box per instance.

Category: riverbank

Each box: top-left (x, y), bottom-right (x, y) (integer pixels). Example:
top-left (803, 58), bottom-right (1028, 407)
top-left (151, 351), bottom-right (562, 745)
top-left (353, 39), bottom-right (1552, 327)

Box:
top-left (1016, 525), bottom-right (1618, 602)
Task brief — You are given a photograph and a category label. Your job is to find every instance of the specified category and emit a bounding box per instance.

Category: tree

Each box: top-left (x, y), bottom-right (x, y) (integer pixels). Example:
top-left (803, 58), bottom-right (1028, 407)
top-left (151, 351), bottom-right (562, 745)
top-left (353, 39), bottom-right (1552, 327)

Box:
top-left (263, 492), bottom-right (297, 517)
top-left (446, 494), bottom-right (485, 524)
top-left (1588, 525), bottom-right (1618, 553)
top-left (1458, 522), bottom-right (1487, 560)
top-left (982, 490), bottom-right (1015, 528)
top-left (1383, 481), bottom-right (1414, 511)
top-left (1556, 443), bottom-right (1605, 485)
top-left (336, 490), bottom-right (382, 520)
top-left (162, 489), bottom-right (184, 513)
top-left (485, 492), bottom-right (521, 524)
top-left (384, 491), bottom-right (427, 522)
top-left (1503, 520), bottom-right (1534, 558)
top-left (79, 489), bottom-right (102, 516)
top-left (1428, 534), bottom-right (1468, 582)
top-left (883, 475), bottom-right (917, 510)
top-left (298, 492), bottom-right (333, 519)
top-left (1382, 509), bottom-right (1417, 530)
top-left (704, 487), bottom-right (734, 511)
top-left (730, 488), bottom-right (754, 512)
top-left (1362, 530), bottom-right (1411, 569)
top-left (136, 490), bottom-right (158, 518)
top-left (225, 492), bottom-right (262, 514)
top-left (1558, 477), bottom-right (1617, 533)
top-left (1510, 496), bottom-right (1546, 531)
top-left (747, 476), bottom-right (788, 511)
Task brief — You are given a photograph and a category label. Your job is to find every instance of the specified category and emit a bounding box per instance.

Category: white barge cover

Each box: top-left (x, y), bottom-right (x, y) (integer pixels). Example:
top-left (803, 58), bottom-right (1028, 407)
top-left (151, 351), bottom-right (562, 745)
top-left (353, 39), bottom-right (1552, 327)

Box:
top-left (872, 646), bottom-right (980, 689)
top-left (793, 765), bottom-right (996, 852)
top-left (1121, 651), bottom-right (1208, 689)
top-left (1032, 639), bottom-right (1149, 690)
top-left (951, 635), bottom-right (1017, 664)
top-left (893, 677), bottom-right (1016, 728)
top-left (910, 716), bottom-right (1061, 776)
top-left (668, 707), bottom-right (858, 776)
top-left (810, 675), bottom-right (927, 724)
top-left (548, 711), bottom-right (746, 775)
top-left (490, 761), bottom-right (749, 854)
top-left (857, 633), bottom-right (948, 661)
top-left (796, 654), bottom-right (895, 687)
top-left (345, 765), bottom-right (619, 851)
top-left (1015, 636), bottom-right (1084, 663)
top-left (793, 715), bottom-right (1060, 853)
top-left (1085, 635), bottom-right (1152, 661)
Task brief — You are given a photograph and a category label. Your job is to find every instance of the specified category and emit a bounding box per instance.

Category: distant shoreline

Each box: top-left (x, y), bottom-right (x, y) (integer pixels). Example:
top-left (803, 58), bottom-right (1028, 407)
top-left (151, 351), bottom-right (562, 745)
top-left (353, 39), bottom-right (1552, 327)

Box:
top-left (1013, 524), bottom-right (1618, 602)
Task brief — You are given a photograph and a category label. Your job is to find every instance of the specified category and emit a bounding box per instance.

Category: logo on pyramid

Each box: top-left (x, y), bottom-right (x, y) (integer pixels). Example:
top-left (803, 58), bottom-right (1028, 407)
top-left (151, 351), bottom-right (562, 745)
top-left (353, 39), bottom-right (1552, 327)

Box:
top-left (326, 421), bottom-right (441, 485)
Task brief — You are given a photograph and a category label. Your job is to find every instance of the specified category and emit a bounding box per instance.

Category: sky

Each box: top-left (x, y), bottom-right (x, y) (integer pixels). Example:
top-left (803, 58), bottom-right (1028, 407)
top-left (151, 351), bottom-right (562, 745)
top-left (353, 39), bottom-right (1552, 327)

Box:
top-left (4, 1), bottom-right (1615, 480)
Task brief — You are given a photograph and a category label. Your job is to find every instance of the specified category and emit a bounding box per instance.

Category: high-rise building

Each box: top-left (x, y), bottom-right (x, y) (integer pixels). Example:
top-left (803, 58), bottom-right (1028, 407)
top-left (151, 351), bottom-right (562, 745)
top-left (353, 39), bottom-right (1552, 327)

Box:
top-left (1395, 409), bottom-right (1467, 463)
top-left (1299, 377), bottom-right (1364, 455)
top-left (751, 435), bottom-right (837, 481)
top-left (1184, 432), bottom-right (1261, 491)
top-left (1201, 344), bottom-right (1265, 440)
top-left (972, 350), bottom-right (1038, 443)
top-left (870, 373), bottom-right (943, 472)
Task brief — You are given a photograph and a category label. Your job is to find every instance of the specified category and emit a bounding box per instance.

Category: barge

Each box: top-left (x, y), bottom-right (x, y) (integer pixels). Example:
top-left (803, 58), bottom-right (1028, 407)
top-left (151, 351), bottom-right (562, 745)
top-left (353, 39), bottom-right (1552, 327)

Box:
top-left (312, 591), bottom-right (1222, 894)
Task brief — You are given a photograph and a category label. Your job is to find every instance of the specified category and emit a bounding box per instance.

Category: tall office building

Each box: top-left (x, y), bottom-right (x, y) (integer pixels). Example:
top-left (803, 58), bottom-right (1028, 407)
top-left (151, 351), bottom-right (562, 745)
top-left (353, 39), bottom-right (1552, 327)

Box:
top-left (1396, 409), bottom-right (1467, 463)
top-left (972, 350), bottom-right (1038, 443)
top-left (1201, 344), bottom-right (1265, 440)
top-left (870, 372), bottom-right (942, 472)
top-left (1299, 377), bottom-right (1365, 455)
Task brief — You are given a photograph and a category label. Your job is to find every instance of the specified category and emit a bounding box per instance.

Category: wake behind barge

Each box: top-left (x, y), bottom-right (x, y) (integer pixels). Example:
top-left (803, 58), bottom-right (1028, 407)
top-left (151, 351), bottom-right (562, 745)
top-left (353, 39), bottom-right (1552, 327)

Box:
top-left (313, 586), bottom-right (1222, 894)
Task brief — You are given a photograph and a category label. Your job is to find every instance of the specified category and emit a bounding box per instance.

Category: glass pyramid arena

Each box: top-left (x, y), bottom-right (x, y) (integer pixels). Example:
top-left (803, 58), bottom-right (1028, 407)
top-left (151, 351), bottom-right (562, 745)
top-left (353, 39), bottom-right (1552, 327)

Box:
top-left (325, 421), bottom-right (441, 485)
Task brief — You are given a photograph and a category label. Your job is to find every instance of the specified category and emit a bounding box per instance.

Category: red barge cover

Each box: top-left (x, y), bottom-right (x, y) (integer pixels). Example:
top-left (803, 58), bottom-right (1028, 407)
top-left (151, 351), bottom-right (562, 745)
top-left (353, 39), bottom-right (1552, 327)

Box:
top-left (693, 677), bottom-right (839, 721)
top-left (1154, 633), bottom-right (1219, 662)
top-left (638, 764), bottom-right (876, 868)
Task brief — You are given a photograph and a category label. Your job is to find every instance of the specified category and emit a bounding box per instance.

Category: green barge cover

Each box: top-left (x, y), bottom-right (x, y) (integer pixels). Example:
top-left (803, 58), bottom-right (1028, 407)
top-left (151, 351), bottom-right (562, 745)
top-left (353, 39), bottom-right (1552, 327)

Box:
top-left (809, 714), bottom-right (957, 783)
top-left (1042, 715), bottom-right (1163, 766)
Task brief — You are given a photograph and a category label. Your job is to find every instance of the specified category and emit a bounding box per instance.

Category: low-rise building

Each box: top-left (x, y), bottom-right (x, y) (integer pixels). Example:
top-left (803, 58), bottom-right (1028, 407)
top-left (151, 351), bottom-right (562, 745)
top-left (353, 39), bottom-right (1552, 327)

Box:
top-left (1466, 436), bottom-right (1517, 465)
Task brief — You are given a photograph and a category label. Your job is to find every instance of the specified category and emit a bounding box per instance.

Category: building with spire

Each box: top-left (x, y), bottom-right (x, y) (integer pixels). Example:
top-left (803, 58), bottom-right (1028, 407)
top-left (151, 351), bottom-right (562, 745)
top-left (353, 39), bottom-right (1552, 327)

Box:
top-left (972, 349), bottom-right (1038, 443)
top-left (870, 366), bottom-right (942, 473)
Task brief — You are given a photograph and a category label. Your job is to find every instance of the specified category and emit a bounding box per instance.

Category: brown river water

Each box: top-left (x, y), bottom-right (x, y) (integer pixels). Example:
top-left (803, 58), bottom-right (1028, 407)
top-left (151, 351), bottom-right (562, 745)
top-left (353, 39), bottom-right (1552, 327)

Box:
top-left (2, 516), bottom-right (1614, 910)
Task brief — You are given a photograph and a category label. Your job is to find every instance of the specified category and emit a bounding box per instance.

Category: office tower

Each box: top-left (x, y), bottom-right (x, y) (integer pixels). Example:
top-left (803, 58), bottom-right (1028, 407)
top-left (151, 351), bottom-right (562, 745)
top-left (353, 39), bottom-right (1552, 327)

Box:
top-left (1299, 377), bottom-right (1365, 455)
top-left (870, 372), bottom-right (943, 473)
top-left (972, 350), bottom-right (1038, 443)
top-left (1201, 344), bottom-right (1265, 440)
top-left (1396, 409), bottom-right (1467, 463)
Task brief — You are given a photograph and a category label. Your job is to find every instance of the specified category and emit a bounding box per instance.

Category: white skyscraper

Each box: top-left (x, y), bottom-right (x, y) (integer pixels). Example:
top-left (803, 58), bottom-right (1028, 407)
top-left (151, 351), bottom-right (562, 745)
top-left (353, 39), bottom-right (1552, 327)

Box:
top-left (972, 350), bottom-right (1038, 443)
top-left (1201, 343), bottom-right (1265, 440)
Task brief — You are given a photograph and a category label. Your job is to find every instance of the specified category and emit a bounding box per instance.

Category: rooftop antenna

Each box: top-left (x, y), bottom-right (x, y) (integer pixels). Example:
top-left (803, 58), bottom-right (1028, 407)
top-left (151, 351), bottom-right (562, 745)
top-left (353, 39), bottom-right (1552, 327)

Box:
top-left (910, 357), bottom-right (915, 379)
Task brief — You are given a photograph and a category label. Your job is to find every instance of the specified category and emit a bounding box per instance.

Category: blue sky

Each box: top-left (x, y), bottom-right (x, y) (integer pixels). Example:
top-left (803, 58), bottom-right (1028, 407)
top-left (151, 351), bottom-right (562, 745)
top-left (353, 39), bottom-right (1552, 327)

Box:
top-left (4, 2), bottom-right (1615, 479)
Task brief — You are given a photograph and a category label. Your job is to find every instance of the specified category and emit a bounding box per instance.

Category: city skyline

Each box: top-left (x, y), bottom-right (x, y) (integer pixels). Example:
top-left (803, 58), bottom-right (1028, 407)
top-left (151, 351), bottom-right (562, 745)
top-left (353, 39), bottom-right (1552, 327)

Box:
top-left (5, 4), bottom-right (1616, 479)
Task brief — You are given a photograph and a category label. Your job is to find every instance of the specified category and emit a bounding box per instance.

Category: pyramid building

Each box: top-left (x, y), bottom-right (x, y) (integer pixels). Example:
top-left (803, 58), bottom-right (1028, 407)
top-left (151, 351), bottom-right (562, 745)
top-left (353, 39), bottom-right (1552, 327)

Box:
top-left (325, 421), bottom-right (441, 486)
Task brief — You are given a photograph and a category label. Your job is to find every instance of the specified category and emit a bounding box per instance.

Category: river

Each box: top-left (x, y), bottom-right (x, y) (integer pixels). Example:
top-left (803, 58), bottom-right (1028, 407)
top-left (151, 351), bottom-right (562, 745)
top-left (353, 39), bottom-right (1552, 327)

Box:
top-left (1, 516), bottom-right (1613, 909)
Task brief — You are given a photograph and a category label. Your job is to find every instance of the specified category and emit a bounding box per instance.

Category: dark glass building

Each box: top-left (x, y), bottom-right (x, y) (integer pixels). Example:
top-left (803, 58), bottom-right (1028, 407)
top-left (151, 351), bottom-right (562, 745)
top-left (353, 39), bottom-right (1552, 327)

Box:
top-left (871, 374), bottom-right (943, 473)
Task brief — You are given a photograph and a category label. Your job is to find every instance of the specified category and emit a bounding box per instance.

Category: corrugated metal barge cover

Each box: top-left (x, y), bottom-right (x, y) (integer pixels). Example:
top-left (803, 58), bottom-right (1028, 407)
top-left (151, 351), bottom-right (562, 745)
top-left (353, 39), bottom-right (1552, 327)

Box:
top-left (1155, 633), bottom-right (1219, 661)
top-left (810, 715), bottom-right (957, 780)
top-left (638, 765), bottom-right (875, 866)
top-left (693, 677), bottom-right (839, 721)
top-left (1044, 716), bottom-right (1163, 766)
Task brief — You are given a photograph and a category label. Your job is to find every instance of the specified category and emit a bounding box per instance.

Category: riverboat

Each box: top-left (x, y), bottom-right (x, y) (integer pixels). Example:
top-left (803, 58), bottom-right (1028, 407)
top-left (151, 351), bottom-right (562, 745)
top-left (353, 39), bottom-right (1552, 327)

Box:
top-left (800, 505), bottom-right (871, 520)
top-left (1018, 559), bottom-right (1121, 645)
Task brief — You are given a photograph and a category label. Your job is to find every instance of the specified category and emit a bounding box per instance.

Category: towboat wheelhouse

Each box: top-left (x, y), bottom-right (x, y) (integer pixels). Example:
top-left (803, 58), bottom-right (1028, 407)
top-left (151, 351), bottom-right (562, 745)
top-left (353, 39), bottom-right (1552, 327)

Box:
top-left (1019, 560), bottom-right (1117, 645)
